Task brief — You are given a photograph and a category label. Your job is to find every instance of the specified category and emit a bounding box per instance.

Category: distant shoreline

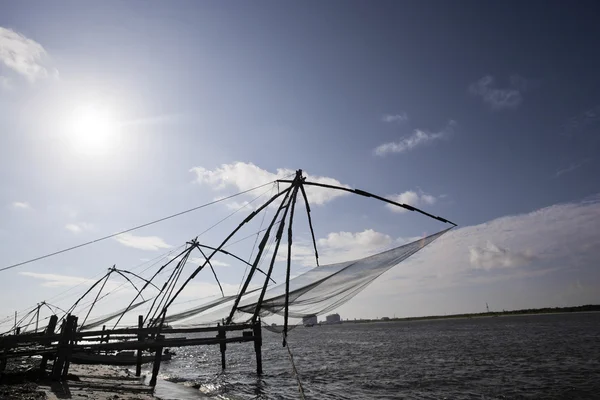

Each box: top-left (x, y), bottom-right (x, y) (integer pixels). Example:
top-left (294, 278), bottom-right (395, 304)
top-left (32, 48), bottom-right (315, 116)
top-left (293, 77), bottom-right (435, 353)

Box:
top-left (337, 305), bottom-right (600, 325)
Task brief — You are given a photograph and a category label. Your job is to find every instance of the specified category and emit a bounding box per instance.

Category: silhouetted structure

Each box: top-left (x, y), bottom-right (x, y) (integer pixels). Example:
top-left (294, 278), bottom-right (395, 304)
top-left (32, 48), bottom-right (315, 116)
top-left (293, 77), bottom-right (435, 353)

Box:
top-left (302, 315), bottom-right (317, 326)
top-left (326, 313), bottom-right (341, 324)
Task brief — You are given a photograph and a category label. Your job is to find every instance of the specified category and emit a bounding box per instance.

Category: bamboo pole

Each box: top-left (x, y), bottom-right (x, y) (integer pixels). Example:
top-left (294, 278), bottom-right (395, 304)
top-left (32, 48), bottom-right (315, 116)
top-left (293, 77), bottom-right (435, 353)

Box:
top-left (251, 182), bottom-right (297, 323)
top-left (283, 184), bottom-right (300, 345)
top-left (227, 187), bottom-right (294, 324)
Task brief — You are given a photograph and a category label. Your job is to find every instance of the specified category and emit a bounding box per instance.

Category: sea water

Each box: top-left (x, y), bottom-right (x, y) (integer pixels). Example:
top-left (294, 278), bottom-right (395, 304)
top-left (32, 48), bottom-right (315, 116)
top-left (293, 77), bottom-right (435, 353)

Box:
top-left (152, 312), bottom-right (600, 399)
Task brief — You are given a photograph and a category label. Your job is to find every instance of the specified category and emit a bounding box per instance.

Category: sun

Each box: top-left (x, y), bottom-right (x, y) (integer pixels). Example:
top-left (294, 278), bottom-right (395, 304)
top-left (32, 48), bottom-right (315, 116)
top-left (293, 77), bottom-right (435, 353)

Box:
top-left (67, 105), bottom-right (119, 156)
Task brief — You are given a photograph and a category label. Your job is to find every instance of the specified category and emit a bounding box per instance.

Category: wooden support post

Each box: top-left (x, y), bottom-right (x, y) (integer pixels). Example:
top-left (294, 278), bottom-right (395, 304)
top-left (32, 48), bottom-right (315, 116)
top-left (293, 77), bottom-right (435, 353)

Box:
top-left (253, 320), bottom-right (263, 375)
top-left (217, 323), bottom-right (226, 370)
top-left (40, 315), bottom-right (58, 373)
top-left (61, 316), bottom-right (78, 379)
top-left (149, 334), bottom-right (164, 387)
top-left (136, 315), bottom-right (143, 377)
top-left (101, 325), bottom-right (106, 343)
top-left (52, 315), bottom-right (74, 380)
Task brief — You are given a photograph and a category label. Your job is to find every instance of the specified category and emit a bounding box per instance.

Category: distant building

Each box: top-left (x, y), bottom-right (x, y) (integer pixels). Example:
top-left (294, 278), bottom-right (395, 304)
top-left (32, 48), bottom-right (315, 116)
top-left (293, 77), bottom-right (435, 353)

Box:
top-left (325, 313), bottom-right (341, 324)
top-left (381, 317), bottom-right (390, 321)
top-left (302, 315), bottom-right (318, 326)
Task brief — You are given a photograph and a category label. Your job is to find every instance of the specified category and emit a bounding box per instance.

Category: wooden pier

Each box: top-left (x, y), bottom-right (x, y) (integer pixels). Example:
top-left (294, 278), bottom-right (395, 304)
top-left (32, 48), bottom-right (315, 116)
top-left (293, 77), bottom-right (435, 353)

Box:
top-left (0, 314), bottom-right (264, 386)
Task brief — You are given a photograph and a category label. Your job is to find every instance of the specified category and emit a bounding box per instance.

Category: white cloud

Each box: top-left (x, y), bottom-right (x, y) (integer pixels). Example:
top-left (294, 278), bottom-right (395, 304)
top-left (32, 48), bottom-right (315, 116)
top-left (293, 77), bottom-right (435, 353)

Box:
top-left (285, 229), bottom-right (409, 266)
top-left (0, 27), bottom-right (52, 82)
top-left (114, 232), bottom-right (173, 251)
top-left (190, 162), bottom-right (351, 206)
top-left (12, 201), bottom-right (31, 209)
top-left (469, 75), bottom-right (524, 110)
top-left (367, 195), bottom-right (600, 297)
top-left (385, 190), bottom-right (437, 213)
top-left (318, 229), bottom-right (393, 250)
top-left (469, 241), bottom-right (536, 270)
top-left (374, 121), bottom-right (455, 156)
top-left (65, 222), bottom-right (94, 234)
top-left (382, 113), bottom-right (408, 123)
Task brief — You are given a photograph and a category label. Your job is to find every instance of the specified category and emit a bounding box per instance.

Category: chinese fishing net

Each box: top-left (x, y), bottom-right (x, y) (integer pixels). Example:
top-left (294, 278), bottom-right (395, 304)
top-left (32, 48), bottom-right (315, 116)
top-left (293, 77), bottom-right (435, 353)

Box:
top-left (163, 227), bottom-right (451, 328)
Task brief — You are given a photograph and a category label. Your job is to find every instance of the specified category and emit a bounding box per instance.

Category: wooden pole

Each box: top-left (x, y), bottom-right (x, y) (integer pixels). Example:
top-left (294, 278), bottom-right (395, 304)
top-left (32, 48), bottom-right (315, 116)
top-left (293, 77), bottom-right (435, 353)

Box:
top-left (35, 304), bottom-right (40, 333)
top-left (61, 316), bottom-right (77, 379)
top-left (218, 323), bottom-right (226, 369)
top-left (136, 315), bottom-right (143, 377)
top-left (149, 334), bottom-right (164, 386)
top-left (39, 315), bottom-right (58, 373)
top-left (283, 184), bottom-right (299, 345)
top-left (253, 320), bottom-right (263, 375)
top-left (52, 315), bottom-right (74, 380)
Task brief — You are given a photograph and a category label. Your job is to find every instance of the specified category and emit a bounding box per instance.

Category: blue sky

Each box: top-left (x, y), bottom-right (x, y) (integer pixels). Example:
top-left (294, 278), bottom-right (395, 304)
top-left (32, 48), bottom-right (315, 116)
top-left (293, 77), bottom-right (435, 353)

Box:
top-left (1, 1), bottom-right (599, 329)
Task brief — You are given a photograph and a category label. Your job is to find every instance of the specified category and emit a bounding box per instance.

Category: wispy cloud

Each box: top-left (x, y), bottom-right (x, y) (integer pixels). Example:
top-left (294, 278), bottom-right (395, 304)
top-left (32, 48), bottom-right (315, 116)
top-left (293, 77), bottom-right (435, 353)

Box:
top-left (385, 190), bottom-right (436, 213)
top-left (374, 120), bottom-right (456, 156)
top-left (65, 222), bottom-right (94, 234)
top-left (563, 104), bottom-right (600, 135)
top-left (190, 162), bottom-right (351, 206)
top-left (469, 241), bottom-right (536, 270)
top-left (12, 201), bottom-right (31, 209)
top-left (114, 232), bottom-right (172, 251)
top-left (0, 26), bottom-right (53, 82)
top-left (19, 272), bottom-right (96, 287)
top-left (213, 197), bottom-right (256, 211)
top-left (381, 112), bottom-right (408, 123)
top-left (469, 75), bottom-right (528, 110)
top-left (555, 159), bottom-right (589, 177)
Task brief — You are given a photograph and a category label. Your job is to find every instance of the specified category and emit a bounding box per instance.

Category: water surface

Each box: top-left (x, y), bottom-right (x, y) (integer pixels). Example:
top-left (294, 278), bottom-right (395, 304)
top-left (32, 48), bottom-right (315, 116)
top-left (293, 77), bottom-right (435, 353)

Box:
top-left (155, 312), bottom-right (600, 399)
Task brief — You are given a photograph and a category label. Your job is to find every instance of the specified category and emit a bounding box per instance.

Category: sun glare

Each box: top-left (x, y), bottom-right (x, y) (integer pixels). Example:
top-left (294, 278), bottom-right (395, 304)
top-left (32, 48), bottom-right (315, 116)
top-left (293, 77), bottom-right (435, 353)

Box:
top-left (67, 105), bottom-right (119, 156)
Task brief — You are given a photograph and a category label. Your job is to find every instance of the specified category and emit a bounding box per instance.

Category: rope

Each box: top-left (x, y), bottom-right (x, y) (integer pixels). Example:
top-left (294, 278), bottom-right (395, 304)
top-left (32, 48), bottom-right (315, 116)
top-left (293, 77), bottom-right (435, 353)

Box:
top-left (0, 180), bottom-right (277, 273)
top-left (285, 338), bottom-right (307, 400)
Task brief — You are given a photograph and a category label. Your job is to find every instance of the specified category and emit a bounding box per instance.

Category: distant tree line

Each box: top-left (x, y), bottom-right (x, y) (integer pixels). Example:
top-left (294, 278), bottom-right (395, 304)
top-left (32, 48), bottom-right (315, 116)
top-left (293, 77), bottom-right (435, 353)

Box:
top-left (344, 304), bottom-right (600, 324)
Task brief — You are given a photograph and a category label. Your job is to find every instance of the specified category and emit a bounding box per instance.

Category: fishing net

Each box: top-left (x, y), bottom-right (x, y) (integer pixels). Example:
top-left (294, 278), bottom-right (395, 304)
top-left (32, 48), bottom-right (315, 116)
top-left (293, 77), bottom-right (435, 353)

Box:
top-left (164, 227), bottom-right (450, 326)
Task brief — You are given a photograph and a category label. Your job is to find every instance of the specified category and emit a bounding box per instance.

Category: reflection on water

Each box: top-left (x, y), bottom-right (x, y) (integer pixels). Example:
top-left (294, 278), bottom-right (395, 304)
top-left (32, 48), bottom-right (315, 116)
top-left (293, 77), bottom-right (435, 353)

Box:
top-left (156, 312), bottom-right (600, 399)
